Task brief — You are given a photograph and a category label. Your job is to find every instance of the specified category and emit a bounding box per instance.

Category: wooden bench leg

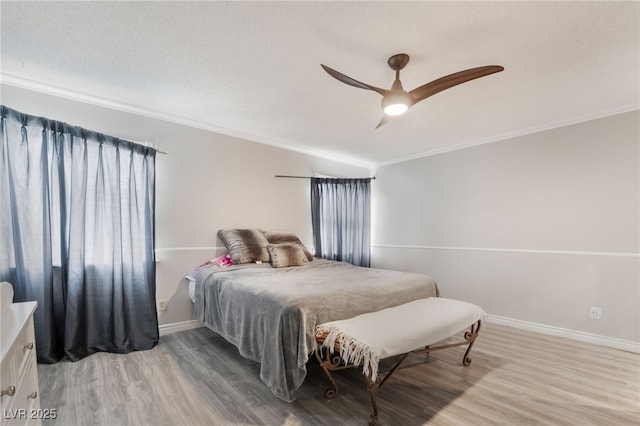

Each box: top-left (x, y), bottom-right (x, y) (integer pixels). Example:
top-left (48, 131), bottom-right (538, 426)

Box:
top-left (366, 352), bottom-right (409, 425)
top-left (316, 319), bottom-right (483, 425)
top-left (367, 379), bottom-right (379, 426)
top-left (463, 320), bottom-right (481, 366)
top-left (415, 320), bottom-right (482, 366)
top-left (315, 347), bottom-right (359, 400)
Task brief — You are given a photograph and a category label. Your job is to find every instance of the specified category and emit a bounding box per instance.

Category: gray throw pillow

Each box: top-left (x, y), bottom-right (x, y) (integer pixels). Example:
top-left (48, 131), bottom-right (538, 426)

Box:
top-left (263, 231), bottom-right (313, 261)
top-left (267, 243), bottom-right (309, 268)
top-left (217, 229), bottom-right (270, 264)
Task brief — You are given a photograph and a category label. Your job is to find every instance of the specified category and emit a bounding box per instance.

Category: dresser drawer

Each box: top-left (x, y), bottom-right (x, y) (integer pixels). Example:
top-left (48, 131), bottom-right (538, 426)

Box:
top-left (0, 352), bottom-right (16, 412)
top-left (13, 319), bottom-right (36, 383)
top-left (2, 355), bottom-right (40, 426)
top-left (2, 321), bottom-right (35, 383)
top-left (0, 286), bottom-right (40, 426)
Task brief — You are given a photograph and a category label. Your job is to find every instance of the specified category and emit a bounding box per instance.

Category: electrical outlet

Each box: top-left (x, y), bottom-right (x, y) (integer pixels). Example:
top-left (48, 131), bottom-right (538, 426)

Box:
top-left (158, 299), bottom-right (168, 312)
top-left (589, 306), bottom-right (602, 320)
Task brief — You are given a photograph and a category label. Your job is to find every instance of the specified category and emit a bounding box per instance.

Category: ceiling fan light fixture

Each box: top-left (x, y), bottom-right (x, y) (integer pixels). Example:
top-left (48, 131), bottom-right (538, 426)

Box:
top-left (381, 91), bottom-right (412, 116)
top-left (383, 102), bottom-right (409, 116)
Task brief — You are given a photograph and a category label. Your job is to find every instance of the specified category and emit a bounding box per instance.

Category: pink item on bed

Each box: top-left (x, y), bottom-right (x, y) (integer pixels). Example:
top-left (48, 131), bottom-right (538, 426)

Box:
top-left (212, 254), bottom-right (233, 267)
top-left (186, 254), bottom-right (234, 281)
top-left (197, 254), bottom-right (233, 270)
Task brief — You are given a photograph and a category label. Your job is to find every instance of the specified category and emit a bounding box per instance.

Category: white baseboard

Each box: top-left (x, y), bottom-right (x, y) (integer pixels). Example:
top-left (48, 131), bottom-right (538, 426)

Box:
top-left (159, 320), bottom-right (204, 336)
top-left (157, 316), bottom-right (639, 353)
top-left (488, 314), bottom-right (640, 354)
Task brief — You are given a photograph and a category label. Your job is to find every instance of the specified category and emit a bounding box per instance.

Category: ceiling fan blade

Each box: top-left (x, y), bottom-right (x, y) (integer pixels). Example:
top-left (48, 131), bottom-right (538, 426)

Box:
top-left (375, 115), bottom-right (390, 129)
top-left (321, 64), bottom-right (390, 97)
top-left (409, 65), bottom-right (504, 104)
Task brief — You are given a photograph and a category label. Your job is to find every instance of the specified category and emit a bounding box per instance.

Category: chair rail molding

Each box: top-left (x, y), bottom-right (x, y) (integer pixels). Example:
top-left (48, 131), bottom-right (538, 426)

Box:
top-left (372, 244), bottom-right (640, 258)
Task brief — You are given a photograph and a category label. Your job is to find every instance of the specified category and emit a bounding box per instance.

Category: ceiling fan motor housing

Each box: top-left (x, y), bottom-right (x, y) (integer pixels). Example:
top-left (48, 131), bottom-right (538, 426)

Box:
top-left (381, 91), bottom-right (413, 116)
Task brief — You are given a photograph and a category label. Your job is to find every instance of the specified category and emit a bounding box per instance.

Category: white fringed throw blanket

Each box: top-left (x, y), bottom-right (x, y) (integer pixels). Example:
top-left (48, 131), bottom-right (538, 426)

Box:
top-left (316, 297), bottom-right (487, 382)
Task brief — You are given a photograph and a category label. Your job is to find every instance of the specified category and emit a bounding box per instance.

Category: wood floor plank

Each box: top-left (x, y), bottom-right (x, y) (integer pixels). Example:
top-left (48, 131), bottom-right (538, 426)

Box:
top-left (38, 324), bottom-right (640, 425)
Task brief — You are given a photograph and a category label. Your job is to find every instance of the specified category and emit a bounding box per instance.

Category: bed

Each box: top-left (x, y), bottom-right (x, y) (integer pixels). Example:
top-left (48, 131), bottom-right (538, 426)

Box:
top-left (193, 257), bottom-right (437, 402)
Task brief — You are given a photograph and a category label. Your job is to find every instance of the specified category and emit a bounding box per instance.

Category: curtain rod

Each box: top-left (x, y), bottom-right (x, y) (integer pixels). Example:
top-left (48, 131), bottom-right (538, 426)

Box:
top-left (118, 137), bottom-right (167, 155)
top-left (275, 175), bottom-right (375, 179)
top-left (132, 141), bottom-right (167, 155)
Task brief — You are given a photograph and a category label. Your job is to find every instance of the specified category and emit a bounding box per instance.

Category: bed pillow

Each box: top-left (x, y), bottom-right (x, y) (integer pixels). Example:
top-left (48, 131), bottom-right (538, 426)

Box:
top-left (263, 231), bottom-right (313, 261)
top-left (217, 229), bottom-right (270, 264)
top-left (267, 243), bottom-right (309, 268)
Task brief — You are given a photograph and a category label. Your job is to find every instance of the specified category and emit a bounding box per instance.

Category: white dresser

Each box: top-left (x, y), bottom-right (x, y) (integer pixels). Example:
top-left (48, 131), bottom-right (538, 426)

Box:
top-left (0, 282), bottom-right (41, 426)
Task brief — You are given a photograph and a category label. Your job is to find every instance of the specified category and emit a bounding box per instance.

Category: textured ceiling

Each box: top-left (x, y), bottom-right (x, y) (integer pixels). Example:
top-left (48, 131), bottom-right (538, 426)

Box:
top-left (1, 1), bottom-right (639, 168)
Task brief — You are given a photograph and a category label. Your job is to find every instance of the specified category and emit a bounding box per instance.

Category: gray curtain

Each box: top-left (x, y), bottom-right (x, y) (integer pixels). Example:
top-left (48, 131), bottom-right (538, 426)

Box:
top-left (311, 177), bottom-right (371, 267)
top-left (0, 106), bottom-right (158, 363)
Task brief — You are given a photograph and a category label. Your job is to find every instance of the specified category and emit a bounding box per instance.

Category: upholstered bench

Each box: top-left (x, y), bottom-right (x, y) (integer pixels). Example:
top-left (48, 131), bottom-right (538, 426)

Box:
top-left (314, 297), bottom-right (486, 425)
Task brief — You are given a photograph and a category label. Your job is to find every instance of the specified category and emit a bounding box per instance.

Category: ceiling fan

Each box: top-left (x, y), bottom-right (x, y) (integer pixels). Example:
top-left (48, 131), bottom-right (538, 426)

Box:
top-left (321, 53), bottom-right (504, 128)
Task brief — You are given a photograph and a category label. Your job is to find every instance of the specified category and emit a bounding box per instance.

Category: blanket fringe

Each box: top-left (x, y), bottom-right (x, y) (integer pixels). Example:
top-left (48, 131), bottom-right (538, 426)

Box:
top-left (317, 325), bottom-right (380, 382)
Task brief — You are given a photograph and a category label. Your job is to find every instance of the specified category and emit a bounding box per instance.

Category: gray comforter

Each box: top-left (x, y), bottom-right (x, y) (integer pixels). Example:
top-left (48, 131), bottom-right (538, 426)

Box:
top-left (194, 259), bottom-right (437, 402)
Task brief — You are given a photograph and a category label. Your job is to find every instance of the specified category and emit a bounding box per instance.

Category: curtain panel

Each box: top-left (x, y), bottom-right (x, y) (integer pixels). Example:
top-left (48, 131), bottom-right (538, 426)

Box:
top-left (0, 106), bottom-right (158, 362)
top-left (311, 177), bottom-right (371, 267)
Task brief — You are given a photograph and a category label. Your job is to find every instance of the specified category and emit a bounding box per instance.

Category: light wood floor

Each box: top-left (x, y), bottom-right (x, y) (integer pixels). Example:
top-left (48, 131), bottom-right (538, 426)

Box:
top-left (38, 323), bottom-right (640, 426)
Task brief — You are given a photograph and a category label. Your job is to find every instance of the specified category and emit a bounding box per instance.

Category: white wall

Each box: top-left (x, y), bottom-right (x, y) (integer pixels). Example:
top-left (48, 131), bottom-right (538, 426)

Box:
top-left (4, 84), bottom-right (638, 346)
top-left (372, 111), bottom-right (640, 344)
top-left (1, 84), bottom-right (370, 326)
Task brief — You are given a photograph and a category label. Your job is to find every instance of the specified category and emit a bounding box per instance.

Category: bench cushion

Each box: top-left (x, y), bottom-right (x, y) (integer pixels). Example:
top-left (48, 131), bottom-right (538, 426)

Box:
top-left (316, 297), bottom-right (486, 381)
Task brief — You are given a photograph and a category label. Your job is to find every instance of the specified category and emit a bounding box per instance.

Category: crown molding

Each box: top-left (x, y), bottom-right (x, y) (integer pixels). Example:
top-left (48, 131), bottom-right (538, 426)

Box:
top-left (375, 104), bottom-right (640, 168)
top-left (3, 73), bottom-right (636, 172)
top-left (0, 73), bottom-right (374, 170)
